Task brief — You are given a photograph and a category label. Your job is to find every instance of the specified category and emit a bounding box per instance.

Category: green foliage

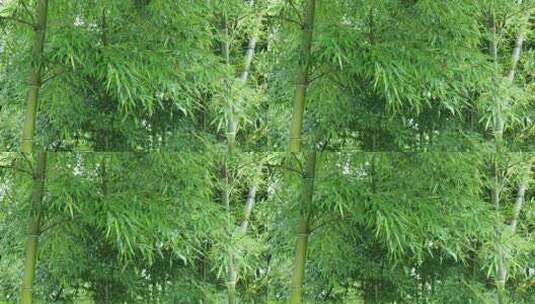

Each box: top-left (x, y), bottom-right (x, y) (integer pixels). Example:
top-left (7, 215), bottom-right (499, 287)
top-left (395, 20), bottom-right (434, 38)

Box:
top-left (0, 0), bottom-right (534, 303)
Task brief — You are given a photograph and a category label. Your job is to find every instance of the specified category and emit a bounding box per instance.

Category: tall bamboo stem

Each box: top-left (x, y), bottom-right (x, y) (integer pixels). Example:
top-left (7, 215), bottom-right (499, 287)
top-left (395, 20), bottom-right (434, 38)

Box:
top-left (223, 9), bottom-right (262, 302)
top-left (288, 0), bottom-right (316, 152)
top-left (21, 0), bottom-right (49, 153)
top-left (20, 152), bottom-right (47, 304)
top-left (497, 158), bottom-right (532, 304)
top-left (492, 9), bottom-right (530, 302)
top-left (289, 151), bottom-right (316, 303)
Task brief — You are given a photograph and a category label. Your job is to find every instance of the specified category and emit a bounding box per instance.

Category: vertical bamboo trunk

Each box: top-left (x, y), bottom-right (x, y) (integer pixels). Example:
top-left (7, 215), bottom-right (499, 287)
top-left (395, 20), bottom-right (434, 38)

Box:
top-left (488, 13), bottom-right (502, 148)
top-left (506, 32), bottom-right (525, 82)
top-left (226, 182), bottom-right (259, 304)
top-left (288, 0), bottom-right (316, 152)
top-left (239, 184), bottom-right (258, 233)
top-left (496, 158), bottom-right (532, 304)
top-left (493, 11), bottom-right (529, 302)
top-left (21, 0), bottom-right (49, 153)
top-left (489, 12), bottom-right (504, 303)
top-left (222, 165), bottom-right (237, 304)
top-left (222, 10), bottom-right (261, 302)
top-left (227, 183), bottom-right (259, 297)
top-left (509, 160), bottom-right (532, 233)
top-left (289, 151), bottom-right (316, 304)
top-left (20, 152), bottom-right (47, 304)
top-left (239, 36), bottom-right (258, 83)
top-left (227, 14), bottom-right (260, 147)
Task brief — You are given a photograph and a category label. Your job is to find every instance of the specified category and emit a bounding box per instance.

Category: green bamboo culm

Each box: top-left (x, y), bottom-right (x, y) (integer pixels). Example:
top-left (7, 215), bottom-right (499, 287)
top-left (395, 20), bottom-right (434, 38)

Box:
top-left (288, 0), bottom-right (316, 153)
top-left (289, 151), bottom-right (316, 304)
top-left (491, 8), bottom-right (530, 303)
top-left (21, 0), bottom-right (49, 153)
top-left (20, 152), bottom-right (47, 304)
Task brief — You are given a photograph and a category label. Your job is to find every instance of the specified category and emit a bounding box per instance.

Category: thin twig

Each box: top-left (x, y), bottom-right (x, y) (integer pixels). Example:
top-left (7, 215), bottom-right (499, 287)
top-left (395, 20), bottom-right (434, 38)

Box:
top-left (264, 163), bottom-right (301, 175)
top-left (288, 0), bottom-right (303, 24)
top-left (290, 153), bottom-right (304, 175)
top-left (0, 165), bottom-right (33, 175)
top-left (20, 153), bottom-right (34, 173)
top-left (42, 68), bottom-right (67, 84)
top-left (20, 0), bottom-right (35, 23)
top-left (274, 14), bottom-right (301, 27)
top-left (0, 16), bottom-right (35, 27)
top-left (41, 215), bottom-right (81, 234)
top-left (310, 215), bottom-right (347, 233)
top-left (308, 70), bottom-right (328, 84)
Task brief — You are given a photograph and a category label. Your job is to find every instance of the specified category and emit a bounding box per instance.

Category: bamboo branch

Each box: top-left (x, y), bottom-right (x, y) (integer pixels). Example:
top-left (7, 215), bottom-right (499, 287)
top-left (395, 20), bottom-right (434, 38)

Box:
top-left (20, 153), bottom-right (34, 173)
top-left (0, 164), bottom-right (33, 175)
top-left (274, 14), bottom-right (301, 26)
top-left (19, 1), bottom-right (34, 23)
top-left (40, 215), bottom-right (81, 234)
top-left (0, 15), bottom-right (34, 27)
top-left (264, 163), bottom-right (301, 175)
top-left (288, 0), bottom-right (303, 24)
top-left (310, 215), bottom-right (346, 233)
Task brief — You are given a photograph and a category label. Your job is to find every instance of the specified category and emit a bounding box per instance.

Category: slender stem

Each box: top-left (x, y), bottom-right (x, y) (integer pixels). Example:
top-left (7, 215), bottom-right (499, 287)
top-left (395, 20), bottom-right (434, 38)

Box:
top-left (21, 1), bottom-right (35, 23)
top-left (228, 11), bottom-right (261, 147)
top-left (20, 152), bottom-right (47, 304)
top-left (506, 31), bottom-right (525, 83)
top-left (222, 10), bottom-right (262, 300)
top-left (507, 8), bottom-right (530, 83)
top-left (21, 0), bottom-right (49, 153)
top-left (497, 158), bottom-right (532, 303)
top-left (0, 16), bottom-right (34, 27)
top-left (288, 0), bottom-right (316, 152)
top-left (239, 183), bottom-right (258, 234)
top-left (239, 35), bottom-right (258, 83)
top-left (289, 151), bottom-right (316, 304)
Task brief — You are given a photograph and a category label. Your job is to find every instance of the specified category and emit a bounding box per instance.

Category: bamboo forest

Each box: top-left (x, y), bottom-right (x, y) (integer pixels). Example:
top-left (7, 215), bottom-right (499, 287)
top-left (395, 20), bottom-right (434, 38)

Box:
top-left (0, 0), bottom-right (534, 304)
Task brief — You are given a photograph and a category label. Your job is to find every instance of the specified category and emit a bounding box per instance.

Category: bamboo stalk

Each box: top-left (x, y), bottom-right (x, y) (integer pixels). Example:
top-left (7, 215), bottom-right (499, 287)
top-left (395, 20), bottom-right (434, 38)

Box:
top-left (222, 163), bottom-right (237, 304)
top-left (227, 182), bottom-right (259, 295)
top-left (288, 0), bottom-right (316, 152)
top-left (493, 9), bottom-right (530, 302)
top-left (228, 13), bottom-right (261, 147)
top-left (506, 31), bottom-right (526, 83)
top-left (21, 0), bottom-right (49, 153)
top-left (506, 6), bottom-right (530, 83)
top-left (289, 151), bottom-right (316, 303)
top-left (239, 35), bottom-right (258, 83)
top-left (20, 152), bottom-right (47, 304)
top-left (509, 161), bottom-right (531, 233)
top-left (223, 9), bottom-right (262, 302)
top-left (497, 158), bottom-right (532, 304)
top-left (239, 184), bottom-right (258, 233)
